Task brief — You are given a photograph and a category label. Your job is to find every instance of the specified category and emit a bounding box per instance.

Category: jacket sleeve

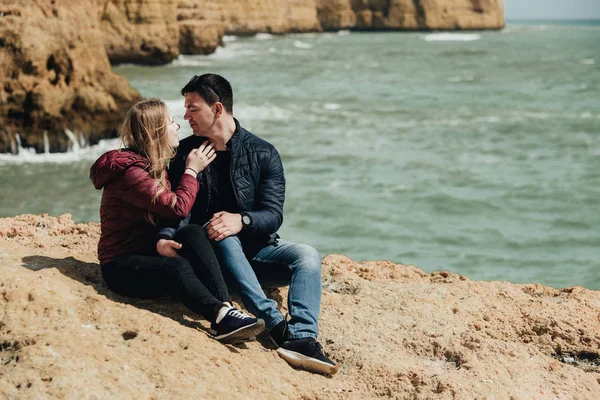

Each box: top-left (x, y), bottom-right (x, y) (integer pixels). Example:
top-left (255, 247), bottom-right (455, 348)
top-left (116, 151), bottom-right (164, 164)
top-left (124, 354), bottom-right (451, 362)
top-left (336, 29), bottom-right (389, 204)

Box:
top-left (116, 166), bottom-right (199, 220)
top-left (155, 147), bottom-right (192, 240)
top-left (246, 147), bottom-right (285, 235)
top-left (168, 145), bottom-right (187, 189)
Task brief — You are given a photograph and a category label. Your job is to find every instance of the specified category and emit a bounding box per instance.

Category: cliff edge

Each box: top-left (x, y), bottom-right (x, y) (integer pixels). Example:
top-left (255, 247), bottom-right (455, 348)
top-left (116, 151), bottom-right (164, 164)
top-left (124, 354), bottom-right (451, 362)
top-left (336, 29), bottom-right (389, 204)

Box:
top-left (1, 214), bottom-right (598, 399)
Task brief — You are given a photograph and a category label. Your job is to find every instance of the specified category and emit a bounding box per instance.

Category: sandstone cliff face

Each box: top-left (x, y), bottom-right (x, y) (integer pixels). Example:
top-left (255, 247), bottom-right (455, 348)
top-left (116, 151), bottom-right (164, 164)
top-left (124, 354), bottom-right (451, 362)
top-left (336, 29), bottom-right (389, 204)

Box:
top-left (106, 0), bottom-right (504, 63)
top-left (101, 0), bottom-right (180, 65)
top-left (0, 214), bottom-right (599, 399)
top-left (317, 0), bottom-right (505, 31)
top-left (1, 0), bottom-right (505, 153)
top-left (0, 0), bottom-right (141, 153)
top-left (176, 0), bottom-right (321, 55)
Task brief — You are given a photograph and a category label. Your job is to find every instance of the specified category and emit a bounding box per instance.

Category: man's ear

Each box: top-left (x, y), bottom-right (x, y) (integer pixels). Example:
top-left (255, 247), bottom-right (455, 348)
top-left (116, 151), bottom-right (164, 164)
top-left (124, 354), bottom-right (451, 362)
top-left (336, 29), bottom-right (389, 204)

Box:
top-left (214, 102), bottom-right (223, 119)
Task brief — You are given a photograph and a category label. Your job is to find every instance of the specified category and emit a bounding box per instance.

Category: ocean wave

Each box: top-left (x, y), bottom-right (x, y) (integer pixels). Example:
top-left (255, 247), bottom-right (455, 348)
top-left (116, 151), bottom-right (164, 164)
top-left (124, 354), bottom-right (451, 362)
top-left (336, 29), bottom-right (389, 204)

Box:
top-left (222, 35), bottom-right (237, 42)
top-left (205, 44), bottom-right (260, 60)
top-left (0, 138), bottom-right (120, 165)
top-left (255, 33), bottom-right (274, 40)
top-left (169, 55), bottom-right (213, 67)
top-left (424, 33), bottom-right (481, 42)
top-left (235, 103), bottom-right (293, 122)
top-left (448, 75), bottom-right (475, 82)
top-left (293, 40), bottom-right (313, 49)
top-left (162, 99), bottom-right (186, 115)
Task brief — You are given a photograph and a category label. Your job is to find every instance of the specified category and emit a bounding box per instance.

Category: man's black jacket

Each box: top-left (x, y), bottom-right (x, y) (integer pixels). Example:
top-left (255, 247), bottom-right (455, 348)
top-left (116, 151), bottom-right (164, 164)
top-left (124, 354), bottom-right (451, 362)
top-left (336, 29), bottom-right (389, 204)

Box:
top-left (159, 119), bottom-right (285, 257)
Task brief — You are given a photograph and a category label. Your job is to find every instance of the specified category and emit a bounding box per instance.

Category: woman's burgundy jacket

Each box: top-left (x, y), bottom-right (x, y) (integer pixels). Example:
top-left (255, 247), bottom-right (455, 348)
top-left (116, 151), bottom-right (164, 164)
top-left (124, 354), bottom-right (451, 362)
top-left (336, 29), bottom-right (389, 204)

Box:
top-left (90, 149), bottom-right (198, 265)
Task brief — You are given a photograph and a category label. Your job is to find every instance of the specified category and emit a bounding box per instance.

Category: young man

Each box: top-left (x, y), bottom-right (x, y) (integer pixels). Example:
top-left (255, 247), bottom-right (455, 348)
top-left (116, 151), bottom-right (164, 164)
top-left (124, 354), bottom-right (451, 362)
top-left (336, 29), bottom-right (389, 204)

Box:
top-left (157, 73), bottom-right (338, 375)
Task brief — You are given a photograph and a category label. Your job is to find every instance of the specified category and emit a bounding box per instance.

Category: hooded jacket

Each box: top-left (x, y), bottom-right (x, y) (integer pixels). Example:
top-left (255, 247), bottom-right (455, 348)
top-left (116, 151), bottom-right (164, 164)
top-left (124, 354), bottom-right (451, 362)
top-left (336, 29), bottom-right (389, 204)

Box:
top-left (90, 149), bottom-right (199, 264)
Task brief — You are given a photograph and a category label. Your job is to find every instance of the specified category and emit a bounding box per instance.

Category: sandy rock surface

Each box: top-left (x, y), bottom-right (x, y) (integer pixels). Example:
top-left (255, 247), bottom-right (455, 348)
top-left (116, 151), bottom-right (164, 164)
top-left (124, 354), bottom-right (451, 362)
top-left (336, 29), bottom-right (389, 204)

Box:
top-left (1, 214), bottom-right (599, 399)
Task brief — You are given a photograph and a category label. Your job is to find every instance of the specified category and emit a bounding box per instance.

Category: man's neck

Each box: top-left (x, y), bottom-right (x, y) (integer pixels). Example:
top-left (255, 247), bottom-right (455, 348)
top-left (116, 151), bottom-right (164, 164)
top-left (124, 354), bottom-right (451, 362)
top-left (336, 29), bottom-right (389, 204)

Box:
top-left (209, 116), bottom-right (237, 151)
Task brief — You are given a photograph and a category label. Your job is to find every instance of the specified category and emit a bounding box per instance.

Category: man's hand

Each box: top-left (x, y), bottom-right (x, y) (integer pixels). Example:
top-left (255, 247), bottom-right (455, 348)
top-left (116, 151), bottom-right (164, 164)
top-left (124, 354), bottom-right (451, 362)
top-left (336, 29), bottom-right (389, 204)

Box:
top-left (206, 211), bottom-right (243, 241)
top-left (156, 239), bottom-right (182, 257)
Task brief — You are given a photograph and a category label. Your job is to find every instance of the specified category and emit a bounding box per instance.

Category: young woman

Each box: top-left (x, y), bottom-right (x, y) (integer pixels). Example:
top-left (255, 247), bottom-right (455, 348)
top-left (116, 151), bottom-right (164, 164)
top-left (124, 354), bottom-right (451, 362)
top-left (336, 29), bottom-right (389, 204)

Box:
top-left (90, 98), bottom-right (264, 343)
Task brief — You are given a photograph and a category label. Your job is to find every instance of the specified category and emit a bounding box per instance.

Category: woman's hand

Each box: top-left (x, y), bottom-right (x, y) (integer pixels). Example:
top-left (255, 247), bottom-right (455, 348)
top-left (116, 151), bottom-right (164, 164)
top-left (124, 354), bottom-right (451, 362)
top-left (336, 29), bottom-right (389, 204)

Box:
top-left (185, 141), bottom-right (216, 175)
top-left (156, 239), bottom-right (182, 257)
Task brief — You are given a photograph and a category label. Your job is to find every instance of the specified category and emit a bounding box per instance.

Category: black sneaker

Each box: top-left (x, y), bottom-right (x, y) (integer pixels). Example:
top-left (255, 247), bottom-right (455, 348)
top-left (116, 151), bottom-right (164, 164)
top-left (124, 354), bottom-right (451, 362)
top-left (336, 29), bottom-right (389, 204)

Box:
top-left (210, 308), bottom-right (265, 344)
top-left (277, 337), bottom-right (339, 376)
top-left (268, 319), bottom-right (289, 347)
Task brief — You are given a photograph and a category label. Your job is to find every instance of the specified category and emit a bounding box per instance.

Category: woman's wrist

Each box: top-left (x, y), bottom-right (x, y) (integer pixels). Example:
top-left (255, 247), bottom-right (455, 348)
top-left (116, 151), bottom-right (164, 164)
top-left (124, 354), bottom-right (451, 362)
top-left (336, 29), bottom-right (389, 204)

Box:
top-left (184, 167), bottom-right (198, 177)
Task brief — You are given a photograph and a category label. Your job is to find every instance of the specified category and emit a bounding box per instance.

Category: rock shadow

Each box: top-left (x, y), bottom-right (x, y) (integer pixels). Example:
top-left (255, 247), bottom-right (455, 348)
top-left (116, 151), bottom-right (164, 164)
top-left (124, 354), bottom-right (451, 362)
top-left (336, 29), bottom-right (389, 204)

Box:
top-left (21, 255), bottom-right (212, 336)
top-left (20, 255), bottom-right (288, 348)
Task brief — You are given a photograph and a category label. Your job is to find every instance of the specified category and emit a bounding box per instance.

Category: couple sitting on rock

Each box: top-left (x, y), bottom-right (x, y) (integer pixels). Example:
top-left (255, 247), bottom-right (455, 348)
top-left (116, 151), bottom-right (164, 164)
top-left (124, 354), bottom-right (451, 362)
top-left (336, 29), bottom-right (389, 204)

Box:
top-left (90, 73), bottom-right (337, 376)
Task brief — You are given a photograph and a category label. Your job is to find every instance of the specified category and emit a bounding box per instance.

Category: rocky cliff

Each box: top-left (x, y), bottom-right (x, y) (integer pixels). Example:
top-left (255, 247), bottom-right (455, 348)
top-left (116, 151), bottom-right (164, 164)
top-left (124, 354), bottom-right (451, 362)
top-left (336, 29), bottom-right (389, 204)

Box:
top-left (0, 0), bottom-right (141, 154)
top-left (1, 0), bottom-right (504, 154)
top-left (0, 214), bottom-right (599, 399)
top-left (106, 0), bottom-right (505, 57)
top-left (317, 0), bottom-right (505, 31)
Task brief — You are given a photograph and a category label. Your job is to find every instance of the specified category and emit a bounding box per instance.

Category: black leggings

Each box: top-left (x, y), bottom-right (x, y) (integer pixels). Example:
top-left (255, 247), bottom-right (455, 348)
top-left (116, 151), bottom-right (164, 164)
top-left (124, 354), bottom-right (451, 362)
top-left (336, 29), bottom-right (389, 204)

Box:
top-left (101, 225), bottom-right (231, 322)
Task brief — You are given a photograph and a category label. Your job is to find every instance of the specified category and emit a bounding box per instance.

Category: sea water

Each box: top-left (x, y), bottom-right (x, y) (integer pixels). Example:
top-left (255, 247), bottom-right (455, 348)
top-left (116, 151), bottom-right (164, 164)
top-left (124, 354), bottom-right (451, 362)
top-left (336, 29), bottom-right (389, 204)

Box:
top-left (1, 21), bottom-right (599, 289)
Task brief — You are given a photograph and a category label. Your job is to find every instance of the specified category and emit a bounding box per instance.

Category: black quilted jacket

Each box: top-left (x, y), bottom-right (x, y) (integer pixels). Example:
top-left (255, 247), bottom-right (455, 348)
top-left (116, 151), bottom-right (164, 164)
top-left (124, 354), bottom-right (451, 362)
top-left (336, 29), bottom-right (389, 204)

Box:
top-left (162, 119), bottom-right (285, 256)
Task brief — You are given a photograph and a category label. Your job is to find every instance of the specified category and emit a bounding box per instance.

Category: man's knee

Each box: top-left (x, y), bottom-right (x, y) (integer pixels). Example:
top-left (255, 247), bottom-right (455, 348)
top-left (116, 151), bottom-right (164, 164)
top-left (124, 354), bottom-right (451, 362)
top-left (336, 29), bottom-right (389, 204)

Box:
top-left (214, 235), bottom-right (243, 252)
top-left (292, 244), bottom-right (322, 274)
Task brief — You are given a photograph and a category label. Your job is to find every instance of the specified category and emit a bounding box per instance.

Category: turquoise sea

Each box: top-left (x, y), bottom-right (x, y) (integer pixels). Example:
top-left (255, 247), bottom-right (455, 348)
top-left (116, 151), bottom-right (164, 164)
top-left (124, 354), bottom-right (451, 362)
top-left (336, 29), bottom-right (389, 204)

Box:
top-left (1, 21), bottom-right (599, 289)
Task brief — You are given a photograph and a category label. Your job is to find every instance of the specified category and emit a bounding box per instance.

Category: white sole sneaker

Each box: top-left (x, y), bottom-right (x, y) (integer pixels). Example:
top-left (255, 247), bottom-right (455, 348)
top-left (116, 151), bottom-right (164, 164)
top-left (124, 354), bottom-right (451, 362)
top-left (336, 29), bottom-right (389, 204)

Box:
top-left (213, 319), bottom-right (265, 344)
top-left (276, 347), bottom-right (339, 376)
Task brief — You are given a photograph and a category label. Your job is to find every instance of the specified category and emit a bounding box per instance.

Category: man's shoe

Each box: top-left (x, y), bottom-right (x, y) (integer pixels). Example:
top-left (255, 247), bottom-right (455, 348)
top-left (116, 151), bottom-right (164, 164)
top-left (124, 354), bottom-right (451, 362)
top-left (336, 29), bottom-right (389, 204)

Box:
top-left (210, 308), bottom-right (265, 344)
top-left (268, 319), bottom-right (289, 347)
top-left (277, 337), bottom-right (339, 376)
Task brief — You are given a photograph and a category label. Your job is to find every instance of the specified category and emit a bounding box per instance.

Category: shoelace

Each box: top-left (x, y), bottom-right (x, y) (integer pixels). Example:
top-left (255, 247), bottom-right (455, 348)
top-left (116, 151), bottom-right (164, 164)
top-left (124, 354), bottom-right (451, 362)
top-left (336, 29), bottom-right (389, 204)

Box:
top-left (312, 341), bottom-right (324, 353)
top-left (228, 308), bottom-right (251, 320)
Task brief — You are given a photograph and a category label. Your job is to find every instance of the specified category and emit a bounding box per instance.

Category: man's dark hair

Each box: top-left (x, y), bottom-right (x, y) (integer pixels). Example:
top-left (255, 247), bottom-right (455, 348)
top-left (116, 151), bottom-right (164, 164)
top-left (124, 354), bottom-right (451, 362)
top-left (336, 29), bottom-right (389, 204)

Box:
top-left (181, 73), bottom-right (233, 114)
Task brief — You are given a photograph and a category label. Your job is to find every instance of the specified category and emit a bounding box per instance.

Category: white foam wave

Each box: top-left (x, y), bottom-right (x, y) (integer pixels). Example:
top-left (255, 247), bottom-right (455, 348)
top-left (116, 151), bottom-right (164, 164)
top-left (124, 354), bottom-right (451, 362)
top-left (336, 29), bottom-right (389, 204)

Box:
top-left (580, 59), bottom-right (595, 65)
top-left (169, 55), bottom-right (213, 67)
top-left (235, 103), bottom-right (293, 122)
top-left (223, 35), bottom-right (237, 42)
top-left (337, 30), bottom-right (351, 36)
top-left (0, 138), bottom-right (120, 165)
top-left (324, 103), bottom-right (341, 110)
top-left (206, 44), bottom-right (260, 60)
top-left (163, 99), bottom-right (186, 116)
top-left (448, 75), bottom-right (475, 82)
top-left (293, 40), bottom-right (313, 49)
top-left (255, 33), bottom-right (274, 40)
top-left (424, 33), bottom-right (481, 42)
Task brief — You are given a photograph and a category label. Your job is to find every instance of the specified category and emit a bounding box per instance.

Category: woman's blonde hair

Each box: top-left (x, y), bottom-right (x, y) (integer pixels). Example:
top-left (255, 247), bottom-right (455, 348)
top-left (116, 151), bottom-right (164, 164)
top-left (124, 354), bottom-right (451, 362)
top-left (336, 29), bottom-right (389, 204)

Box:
top-left (119, 98), bottom-right (177, 224)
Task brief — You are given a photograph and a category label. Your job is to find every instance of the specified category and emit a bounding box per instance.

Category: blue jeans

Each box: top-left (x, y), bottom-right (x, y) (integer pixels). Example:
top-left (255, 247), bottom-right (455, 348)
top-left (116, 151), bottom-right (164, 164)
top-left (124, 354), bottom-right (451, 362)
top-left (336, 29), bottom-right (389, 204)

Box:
top-left (212, 236), bottom-right (322, 339)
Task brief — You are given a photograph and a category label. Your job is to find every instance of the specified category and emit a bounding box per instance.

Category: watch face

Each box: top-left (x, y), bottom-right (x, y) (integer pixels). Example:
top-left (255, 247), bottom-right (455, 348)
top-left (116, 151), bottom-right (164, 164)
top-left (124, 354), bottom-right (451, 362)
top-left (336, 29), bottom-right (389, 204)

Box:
top-left (243, 215), bottom-right (251, 225)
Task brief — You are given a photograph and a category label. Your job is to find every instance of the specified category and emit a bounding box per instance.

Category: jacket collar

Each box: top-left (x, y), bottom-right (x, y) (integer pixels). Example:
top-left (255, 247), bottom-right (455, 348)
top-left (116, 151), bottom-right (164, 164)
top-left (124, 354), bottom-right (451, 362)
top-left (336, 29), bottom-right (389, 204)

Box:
top-left (226, 118), bottom-right (245, 155)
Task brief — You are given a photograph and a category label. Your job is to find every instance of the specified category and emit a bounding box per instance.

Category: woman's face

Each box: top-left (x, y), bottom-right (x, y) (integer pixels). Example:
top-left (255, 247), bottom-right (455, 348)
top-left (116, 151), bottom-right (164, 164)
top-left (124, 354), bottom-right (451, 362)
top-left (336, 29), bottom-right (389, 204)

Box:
top-left (166, 113), bottom-right (181, 148)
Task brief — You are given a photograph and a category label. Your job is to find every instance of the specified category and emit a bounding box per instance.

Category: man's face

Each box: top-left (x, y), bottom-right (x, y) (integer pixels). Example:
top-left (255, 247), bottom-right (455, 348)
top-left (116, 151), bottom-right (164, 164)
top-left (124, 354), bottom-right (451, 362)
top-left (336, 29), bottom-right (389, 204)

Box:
top-left (183, 92), bottom-right (217, 137)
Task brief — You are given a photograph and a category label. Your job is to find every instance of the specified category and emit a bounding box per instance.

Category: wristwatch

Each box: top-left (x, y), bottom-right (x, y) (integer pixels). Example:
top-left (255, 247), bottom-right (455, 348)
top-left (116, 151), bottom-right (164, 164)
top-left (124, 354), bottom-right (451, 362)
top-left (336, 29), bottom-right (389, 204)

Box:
top-left (241, 213), bottom-right (252, 231)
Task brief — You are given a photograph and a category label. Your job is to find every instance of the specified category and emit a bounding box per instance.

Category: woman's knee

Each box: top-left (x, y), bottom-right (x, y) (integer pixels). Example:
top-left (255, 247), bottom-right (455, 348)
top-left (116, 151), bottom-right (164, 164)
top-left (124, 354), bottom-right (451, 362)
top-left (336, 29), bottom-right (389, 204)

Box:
top-left (174, 225), bottom-right (210, 247)
top-left (166, 257), bottom-right (195, 277)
